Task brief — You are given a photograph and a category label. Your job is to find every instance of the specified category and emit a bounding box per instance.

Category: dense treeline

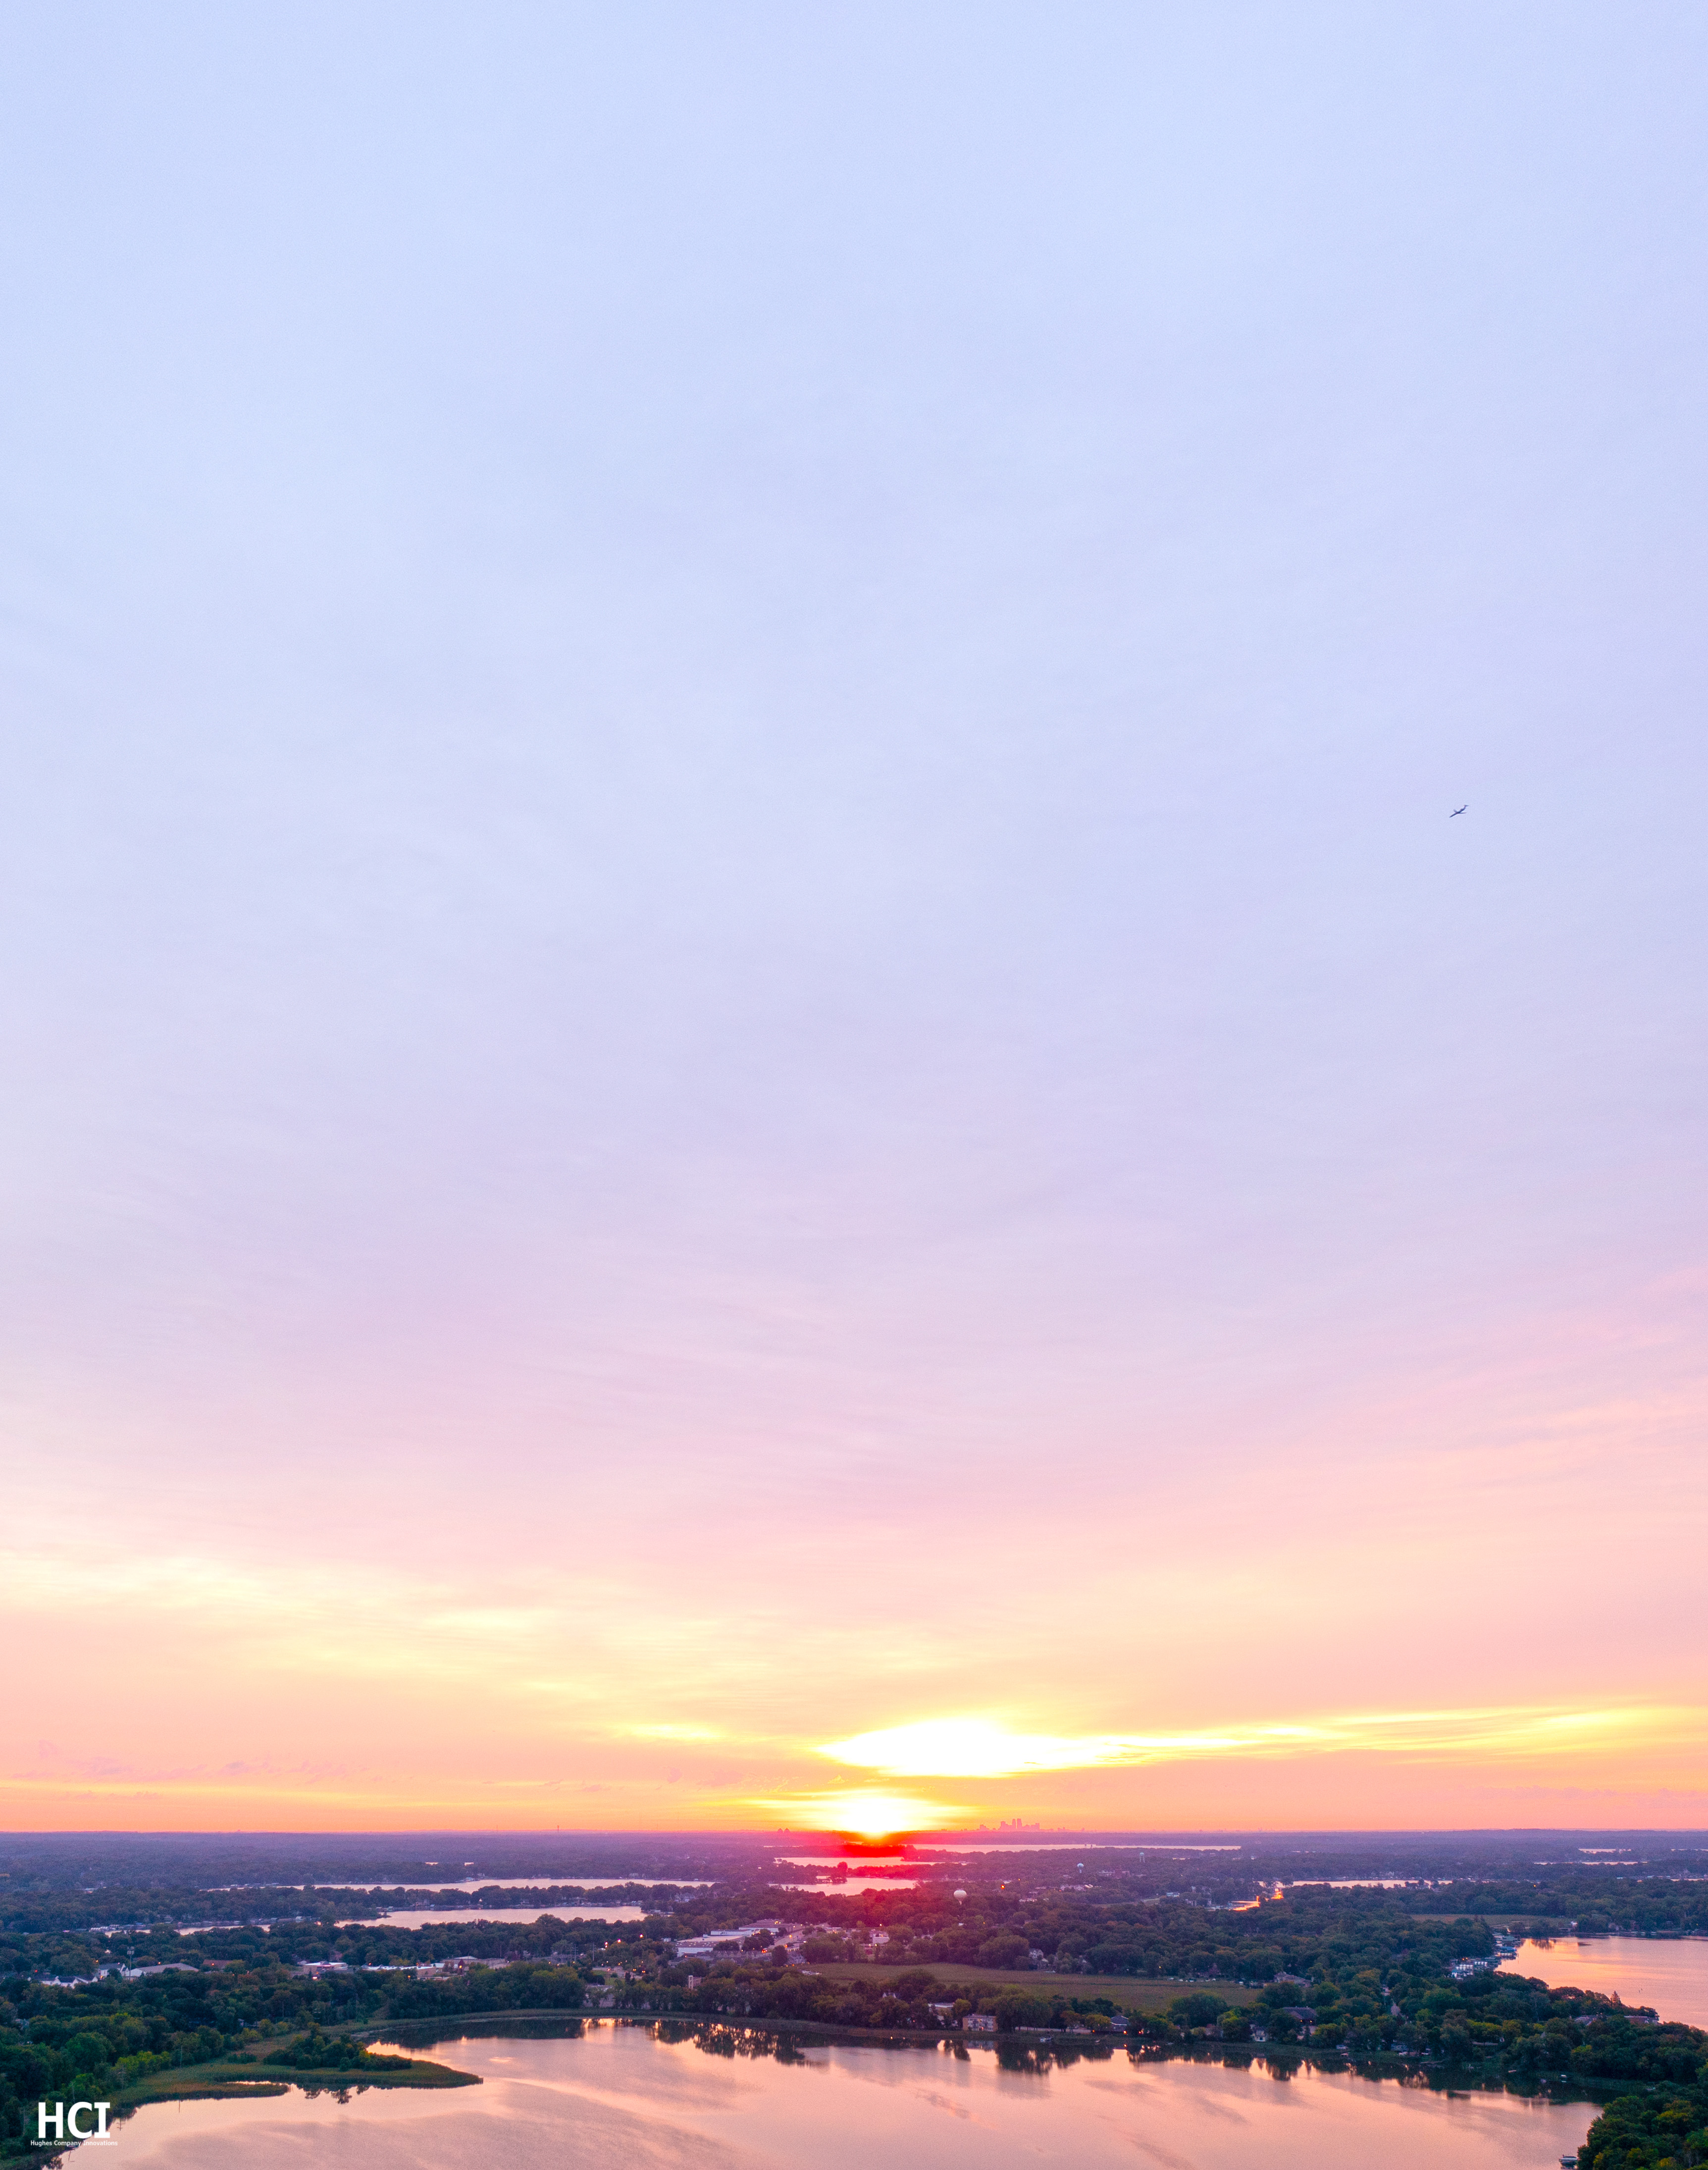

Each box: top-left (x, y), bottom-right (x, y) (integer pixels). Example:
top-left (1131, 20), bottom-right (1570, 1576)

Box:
top-left (8, 1831), bottom-right (1708, 1935)
top-left (6, 1883), bottom-right (1493, 1992)
top-left (1396, 1873), bottom-right (1708, 1938)
top-left (1581, 2082), bottom-right (1708, 2168)
top-left (0, 1944), bottom-right (591, 2158)
top-left (0, 1882), bottom-right (689, 1937)
top-left (14, 1870), bottom-right (1708, 1940)
top-left (0, 1886), bottom-right (1509, 2021)
top-left (0, 1913), bottom-right (650, 1991)
top-left (651, 1879), bottom-right (1498, 1984)
top-left (0, 1835), bottom-right (753, 1894)
top-left (621, 1962), bottom-right (1130, 2034)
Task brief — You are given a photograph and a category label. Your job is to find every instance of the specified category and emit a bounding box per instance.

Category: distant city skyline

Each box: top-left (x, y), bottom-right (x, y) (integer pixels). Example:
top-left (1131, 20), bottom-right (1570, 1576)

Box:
top-left (3, 1), bottom-right (1706, 1832)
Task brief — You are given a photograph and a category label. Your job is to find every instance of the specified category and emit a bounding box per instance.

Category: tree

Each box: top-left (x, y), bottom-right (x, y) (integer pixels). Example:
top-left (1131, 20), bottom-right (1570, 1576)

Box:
top-left (1168, 1992), bottom-right (1229, 2030)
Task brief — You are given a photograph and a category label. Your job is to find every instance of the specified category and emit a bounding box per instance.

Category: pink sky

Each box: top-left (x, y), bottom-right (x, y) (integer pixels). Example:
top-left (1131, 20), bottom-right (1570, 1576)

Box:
top-left (8, 1277), bottom-right (1704, 1830)
top-left (3, 5), bottom-right (1706, 1834)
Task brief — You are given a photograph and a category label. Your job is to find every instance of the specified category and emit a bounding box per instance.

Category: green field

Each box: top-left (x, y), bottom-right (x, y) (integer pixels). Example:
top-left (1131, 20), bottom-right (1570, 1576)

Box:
top-left (812, 1963), bottom-right (1258, 2012)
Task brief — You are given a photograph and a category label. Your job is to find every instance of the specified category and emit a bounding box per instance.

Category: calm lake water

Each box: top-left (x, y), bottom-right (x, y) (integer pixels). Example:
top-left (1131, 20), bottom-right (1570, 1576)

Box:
top-left (1501, 1936), bottom-right (1708, 2028)
top-left (114, 2020), bottom-right (1592, 2169)
top-left (776, 1877), bottom-right (921, 1892)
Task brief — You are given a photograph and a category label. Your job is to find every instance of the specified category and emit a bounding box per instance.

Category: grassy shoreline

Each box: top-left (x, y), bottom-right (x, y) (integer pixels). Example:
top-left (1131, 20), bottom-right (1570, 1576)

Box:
top-left (69, 2034), bottom-right (482, 2144)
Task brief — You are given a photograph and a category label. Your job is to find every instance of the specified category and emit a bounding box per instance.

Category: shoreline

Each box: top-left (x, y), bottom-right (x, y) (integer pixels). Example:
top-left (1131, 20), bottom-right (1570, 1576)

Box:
top-left (31, 2006), bottom-right (1641, 2162)
top-left (367, 2008), bottom-right (1628, 2108)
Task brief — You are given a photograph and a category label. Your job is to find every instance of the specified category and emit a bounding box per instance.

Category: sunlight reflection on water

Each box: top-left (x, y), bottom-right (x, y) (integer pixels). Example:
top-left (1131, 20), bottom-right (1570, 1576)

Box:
top-left (1501, 1936), bottom-right (1708, 2029)
top-left (115, 2019), bottom-right (1592, 2169)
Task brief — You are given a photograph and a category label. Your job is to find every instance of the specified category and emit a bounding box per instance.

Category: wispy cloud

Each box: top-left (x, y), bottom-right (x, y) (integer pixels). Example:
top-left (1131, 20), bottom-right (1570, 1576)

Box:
top-left (819, 1707), bottom-right (1703, 1778)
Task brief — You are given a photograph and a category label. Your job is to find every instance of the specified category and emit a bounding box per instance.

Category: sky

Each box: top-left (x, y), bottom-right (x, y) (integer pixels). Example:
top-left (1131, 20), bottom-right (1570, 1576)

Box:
top-left (2, 1), bottom-right (1706, 1837)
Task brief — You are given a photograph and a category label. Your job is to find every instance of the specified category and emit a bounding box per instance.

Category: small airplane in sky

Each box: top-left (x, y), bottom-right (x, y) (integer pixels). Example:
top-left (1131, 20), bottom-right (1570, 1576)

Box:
top-left (1450, 804), bottom-right (1468, 817)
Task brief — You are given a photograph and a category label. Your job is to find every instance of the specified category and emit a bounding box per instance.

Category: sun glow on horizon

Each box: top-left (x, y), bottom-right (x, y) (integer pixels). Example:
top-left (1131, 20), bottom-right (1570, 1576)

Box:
top-left (749, 1788), bottom-right (964, 1838)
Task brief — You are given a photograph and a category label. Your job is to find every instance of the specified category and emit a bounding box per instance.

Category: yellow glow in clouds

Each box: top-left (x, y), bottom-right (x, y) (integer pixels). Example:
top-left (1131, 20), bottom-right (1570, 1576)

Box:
top-left (819, 1705), bottom-right (1699, 1779)
top-left (751, 1789), bottom-right (964, 1836)
top-left (820, 1719), bottom-right (1129, 1778)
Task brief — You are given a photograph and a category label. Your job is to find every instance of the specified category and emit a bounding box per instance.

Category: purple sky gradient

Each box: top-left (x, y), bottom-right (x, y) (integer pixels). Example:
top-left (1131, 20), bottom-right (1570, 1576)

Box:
top-left (2, 1), bottom-right (1706, 1827)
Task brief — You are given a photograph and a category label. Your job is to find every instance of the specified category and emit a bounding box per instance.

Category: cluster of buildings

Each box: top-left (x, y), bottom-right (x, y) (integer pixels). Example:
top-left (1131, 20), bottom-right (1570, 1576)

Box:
top-left (672, 1919), bottom-right (799, 1965)
top-left (34, 1960), bottom-right (202, 1987)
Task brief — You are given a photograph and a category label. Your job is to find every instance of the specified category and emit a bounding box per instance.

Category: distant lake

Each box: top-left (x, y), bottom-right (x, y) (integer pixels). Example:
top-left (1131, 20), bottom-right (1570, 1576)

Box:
top-left (315, 1878), bottom-right (710, 1893)
top-left (778, 1858), bottom-right (925, 1870)
top-left (114, 2019), bottom-right (1591, 2169)
top-left (1501, 1936), bottom-right (1708, 2028)
top-left (777, 1877), bottom-right (921, 1892)
top-left (344, 1907), bottom-right (649, 1929)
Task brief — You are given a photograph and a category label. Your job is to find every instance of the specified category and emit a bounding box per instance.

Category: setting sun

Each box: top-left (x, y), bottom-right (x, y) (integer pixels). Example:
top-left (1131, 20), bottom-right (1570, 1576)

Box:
top-left (753, 1789), bottom-right (961, 1838)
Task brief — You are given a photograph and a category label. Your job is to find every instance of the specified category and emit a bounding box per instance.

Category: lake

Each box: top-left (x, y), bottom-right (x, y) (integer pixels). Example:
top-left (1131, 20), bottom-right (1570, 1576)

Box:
top-left (776, 1877), bottom-right (921, 1891)
top-left (1501, 1935), bottom-right (1708, 2028)
top-left (114, 2019), bottom-right (1592, 2169)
